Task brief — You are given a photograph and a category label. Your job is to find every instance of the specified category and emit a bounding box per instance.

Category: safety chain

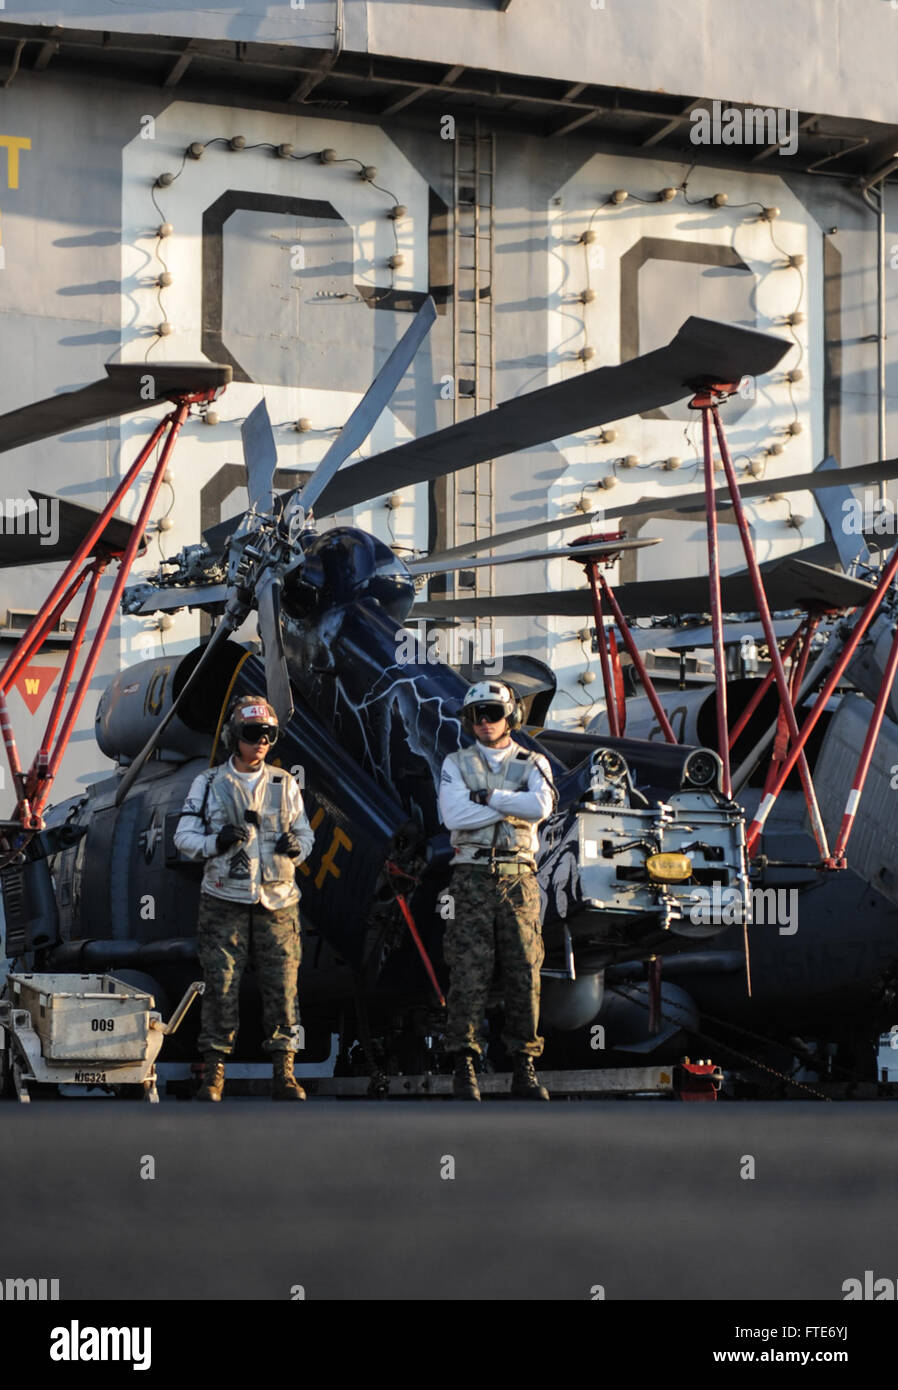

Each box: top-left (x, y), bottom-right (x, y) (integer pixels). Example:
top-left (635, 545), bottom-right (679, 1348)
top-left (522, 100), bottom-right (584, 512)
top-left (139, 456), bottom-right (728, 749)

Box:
top-left (605, 983), bottom-right (834, 1102)
top-left (695, 1002), bottom-right (880, 1094)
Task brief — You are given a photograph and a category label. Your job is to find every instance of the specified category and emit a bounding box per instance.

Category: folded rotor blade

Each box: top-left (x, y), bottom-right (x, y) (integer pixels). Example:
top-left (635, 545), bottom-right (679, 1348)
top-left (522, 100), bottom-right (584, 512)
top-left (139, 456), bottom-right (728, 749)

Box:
top-left (285, 295), bottom-right (437, 519)
top-left (0, 491), bottom-right (143, 567)
top-left (413, 555), bottom-right (875, 620)
top-left (421, 455), bottom-right (898, 565)
top-left (625, 456), bottom-right (898, 521)
top-left (403, 536), bottom-right (660, 577)
top-left (0, 363), bottom-right (231, 456)
top-left (114, 619), bottom-right (236, 806)
top-left (314, 317), bottom-right (791, 516)
top-left (621, 618), bottom-right (804, 653)
top-left (256, 571), bottom-right (294, 725)
top-left (242, 401), bottom-right (279, 515)
top-left (812, 456), bottom-right (871, 571)
top-left (128, 583), bottom-right (230, 615)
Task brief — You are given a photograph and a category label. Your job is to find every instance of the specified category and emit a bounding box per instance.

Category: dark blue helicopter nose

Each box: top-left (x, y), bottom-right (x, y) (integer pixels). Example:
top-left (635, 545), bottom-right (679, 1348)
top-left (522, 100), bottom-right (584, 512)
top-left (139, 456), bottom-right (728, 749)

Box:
top-left (291, 526), bottom-right (416, 622)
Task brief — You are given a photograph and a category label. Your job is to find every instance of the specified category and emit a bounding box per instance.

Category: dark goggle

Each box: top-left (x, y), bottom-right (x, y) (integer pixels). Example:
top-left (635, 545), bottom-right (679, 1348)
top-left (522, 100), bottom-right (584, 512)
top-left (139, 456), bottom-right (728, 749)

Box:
top-left (238, 722), bottom-right (278, 745)
top-left (468, 703), bottom-right (507, 724)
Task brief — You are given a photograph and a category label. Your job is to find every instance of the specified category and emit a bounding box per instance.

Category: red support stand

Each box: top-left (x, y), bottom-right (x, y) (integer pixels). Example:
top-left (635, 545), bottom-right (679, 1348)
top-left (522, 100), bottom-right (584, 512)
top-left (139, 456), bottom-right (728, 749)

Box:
top-left (585, 559), bottom-right (621, 737)
top-left (728, 622), bottom-right (804, 749)
top-left (0, 387), bottom-right (222, 855)
top-left (698, 398), bottom-right (732, 797)
top-left (688, 386), bottom-right (837, 857)
top-left (832, 619), bottom-right (898, 863)
top-left (571, 535), bottom-right (677, 744)
top-left (0, 412), bottom-right (170, 697)
top-left (709, 403), bottom-right (830, 857)
top-left (25, 558), bottom-right (108, 817)
top-left (745, 538), bottom-right (898, 855)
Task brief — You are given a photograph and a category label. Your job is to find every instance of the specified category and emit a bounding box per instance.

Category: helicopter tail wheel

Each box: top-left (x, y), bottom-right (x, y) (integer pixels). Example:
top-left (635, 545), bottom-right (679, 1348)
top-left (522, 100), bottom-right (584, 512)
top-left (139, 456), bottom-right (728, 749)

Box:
top-left (366, 1071), bottom-right (390, 1100)
top-left (143, 1080), bottom-right (159, 1104)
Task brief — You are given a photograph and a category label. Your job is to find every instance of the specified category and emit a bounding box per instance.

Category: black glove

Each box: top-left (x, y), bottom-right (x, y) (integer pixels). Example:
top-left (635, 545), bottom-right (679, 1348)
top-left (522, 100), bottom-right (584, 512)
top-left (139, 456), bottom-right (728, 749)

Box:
top-left (216, 823), bottom-right (249, 853)
top-left (276, 830), bottom-right (304, 859)
top-left (469, 788), bottom-right (491, 805)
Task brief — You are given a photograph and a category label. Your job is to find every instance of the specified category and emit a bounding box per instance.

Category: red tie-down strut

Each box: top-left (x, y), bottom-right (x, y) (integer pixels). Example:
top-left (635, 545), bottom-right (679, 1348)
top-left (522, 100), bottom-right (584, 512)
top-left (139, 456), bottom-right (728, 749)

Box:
top-left (0, 383), bottom-right (226, 863)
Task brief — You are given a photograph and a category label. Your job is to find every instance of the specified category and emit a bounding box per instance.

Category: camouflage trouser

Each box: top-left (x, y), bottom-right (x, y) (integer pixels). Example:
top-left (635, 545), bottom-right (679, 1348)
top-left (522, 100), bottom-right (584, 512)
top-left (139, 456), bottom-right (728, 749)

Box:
top-left (443, 867), bottom-right (544, 1059)
top-left (196, 894), bottom-right (301, 1055)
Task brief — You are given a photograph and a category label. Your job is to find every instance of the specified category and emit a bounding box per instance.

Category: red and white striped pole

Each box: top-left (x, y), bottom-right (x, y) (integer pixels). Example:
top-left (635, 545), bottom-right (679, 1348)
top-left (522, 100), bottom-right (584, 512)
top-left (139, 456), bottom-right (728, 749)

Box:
top-left (0, 688), bottom-right (38, 831)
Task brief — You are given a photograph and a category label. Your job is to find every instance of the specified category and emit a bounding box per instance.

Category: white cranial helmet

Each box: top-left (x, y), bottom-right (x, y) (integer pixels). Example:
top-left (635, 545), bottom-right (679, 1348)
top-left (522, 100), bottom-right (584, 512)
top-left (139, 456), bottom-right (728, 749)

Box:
top-left (460, 680), bottom-right (521, 727)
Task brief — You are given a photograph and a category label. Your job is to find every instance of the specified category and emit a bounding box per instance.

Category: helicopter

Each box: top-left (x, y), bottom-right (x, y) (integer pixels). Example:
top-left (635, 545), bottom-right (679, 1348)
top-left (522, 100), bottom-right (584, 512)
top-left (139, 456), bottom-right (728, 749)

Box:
top-left (0, 307), bottom-right (860, 1081)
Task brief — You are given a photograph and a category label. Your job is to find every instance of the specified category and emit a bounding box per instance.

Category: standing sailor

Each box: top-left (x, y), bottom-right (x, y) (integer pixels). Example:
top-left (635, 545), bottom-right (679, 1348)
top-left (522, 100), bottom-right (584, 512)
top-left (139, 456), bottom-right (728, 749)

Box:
top-left (174, 694), bottom-right (315, 1101)
top-left (438, 681), bottom-right (556, 1101)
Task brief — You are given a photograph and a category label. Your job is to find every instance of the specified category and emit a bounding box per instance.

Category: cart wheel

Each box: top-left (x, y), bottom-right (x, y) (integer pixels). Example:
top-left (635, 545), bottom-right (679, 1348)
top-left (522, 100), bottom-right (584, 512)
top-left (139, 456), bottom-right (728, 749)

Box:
top-left (12, 1060), bottom-right (30, 1104)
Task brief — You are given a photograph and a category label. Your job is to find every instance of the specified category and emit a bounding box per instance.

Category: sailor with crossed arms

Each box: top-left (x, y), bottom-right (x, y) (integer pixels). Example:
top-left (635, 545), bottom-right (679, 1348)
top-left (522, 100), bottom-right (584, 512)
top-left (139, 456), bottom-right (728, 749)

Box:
top-left (438, 680), bottom-right (556, 1101)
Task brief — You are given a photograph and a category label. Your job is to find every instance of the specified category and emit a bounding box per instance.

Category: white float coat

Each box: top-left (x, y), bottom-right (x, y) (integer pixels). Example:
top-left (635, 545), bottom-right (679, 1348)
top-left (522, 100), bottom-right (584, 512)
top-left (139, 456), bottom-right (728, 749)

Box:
top-left (174, 758), bottom-right (315, 909)
top-left (438, 741), bottom-right (555, 863)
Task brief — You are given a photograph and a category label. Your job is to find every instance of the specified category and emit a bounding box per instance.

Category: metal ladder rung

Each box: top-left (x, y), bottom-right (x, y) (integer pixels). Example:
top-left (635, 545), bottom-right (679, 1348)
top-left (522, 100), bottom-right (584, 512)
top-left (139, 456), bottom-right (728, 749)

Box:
top-left (452, 119), bottom-right (494, 604)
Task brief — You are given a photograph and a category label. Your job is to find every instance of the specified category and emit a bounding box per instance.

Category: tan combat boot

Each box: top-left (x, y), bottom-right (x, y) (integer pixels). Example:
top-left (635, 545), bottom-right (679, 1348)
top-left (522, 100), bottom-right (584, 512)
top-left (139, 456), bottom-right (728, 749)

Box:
top-left (272, 1050), bottom-right (306, 1101)
top-left (452, 1052), bottom-right (481, 1101)
top-left (511, 1055), bottom-right (549, 1101)
top-left (197, 1052), bottom-right (226, 1102)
